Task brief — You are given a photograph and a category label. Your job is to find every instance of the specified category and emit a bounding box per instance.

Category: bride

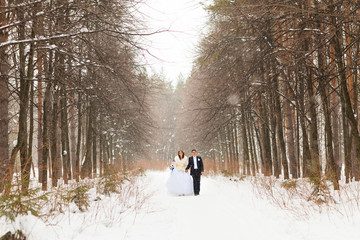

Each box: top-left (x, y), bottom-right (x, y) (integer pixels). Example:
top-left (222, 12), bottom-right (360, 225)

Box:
top-left (166, 150), bottom-right (193, 196)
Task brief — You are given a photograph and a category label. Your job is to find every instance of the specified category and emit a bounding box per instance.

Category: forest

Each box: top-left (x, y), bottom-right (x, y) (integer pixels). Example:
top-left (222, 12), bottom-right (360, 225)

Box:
top-left (1, 0), bottom-right (360, 215)
top-left (0, 0), bottom-right (161, 193)
top-left (2, 0), bottom-right (360, 238)
top-left (173, 0), bottom-right (360, 192)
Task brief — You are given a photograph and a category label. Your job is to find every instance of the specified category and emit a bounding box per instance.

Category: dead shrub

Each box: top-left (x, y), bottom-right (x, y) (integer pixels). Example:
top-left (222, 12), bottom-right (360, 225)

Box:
top-left (250, 175), bottom-right (360, 219)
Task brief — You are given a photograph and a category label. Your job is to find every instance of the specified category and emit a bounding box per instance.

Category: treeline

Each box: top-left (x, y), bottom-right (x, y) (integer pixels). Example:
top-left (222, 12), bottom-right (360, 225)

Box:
top-left (182, 0), bottom-right (360, 189)
top-left (0, 0), bottom-right (154, 192)
top-left (148, 75), bottom-right (187, 162)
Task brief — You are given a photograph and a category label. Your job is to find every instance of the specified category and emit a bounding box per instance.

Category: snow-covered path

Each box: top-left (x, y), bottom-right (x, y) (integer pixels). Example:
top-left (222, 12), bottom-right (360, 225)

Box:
top-left (121, 171), bottom-right (360, 240)
top-left (4, 171), bottom-right (359, 240)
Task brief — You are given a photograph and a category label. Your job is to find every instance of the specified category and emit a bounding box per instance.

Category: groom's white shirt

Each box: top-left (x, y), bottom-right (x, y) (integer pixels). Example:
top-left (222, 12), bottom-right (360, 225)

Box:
top-left (193, 156), bottom-right (198, 169)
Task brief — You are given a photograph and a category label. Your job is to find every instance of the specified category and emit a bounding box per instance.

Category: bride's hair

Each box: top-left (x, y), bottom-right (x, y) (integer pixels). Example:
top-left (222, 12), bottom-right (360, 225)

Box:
top-left (178, 150), bottom-right (185, 159)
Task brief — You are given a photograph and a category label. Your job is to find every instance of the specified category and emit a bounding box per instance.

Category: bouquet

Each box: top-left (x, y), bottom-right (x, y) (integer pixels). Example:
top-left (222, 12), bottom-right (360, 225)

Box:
top-left (169, 161), bottom-right (175, 171)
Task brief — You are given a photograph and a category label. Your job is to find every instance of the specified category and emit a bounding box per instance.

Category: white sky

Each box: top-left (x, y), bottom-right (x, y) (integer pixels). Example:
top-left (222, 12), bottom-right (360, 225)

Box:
top-left (137, 0), bottom-right (210, 86)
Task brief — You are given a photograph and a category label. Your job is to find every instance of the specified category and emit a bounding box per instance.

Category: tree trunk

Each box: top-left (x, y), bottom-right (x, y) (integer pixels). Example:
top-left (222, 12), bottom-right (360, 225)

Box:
top-left (253, 117), bottom-right (264, 173)
top-left (319, 79), bottom-right (339, 189)
top-left (92, 116), bottom-right (97, 177)
top-left (27, 21), bottom-right (36, 179)
top-left (317, 31), bottom-right (339, 189)
top-left (274, 77), bottom-right (289, 179)
top-left (37, 75), bottom-right (44, 183)
top-left (60, 86), bottom-right (70, 183)
top-left (227, 124), bottom-right (235, 175)
top-left (298, 71), bottom-right (312, 178)
top-left (270, 91), bottom-right (280, 178)
top-left (259, 91), bottom-right (272, 176)
top-left (28, 70), bottom-right (34, 179)
top-left (99, 122), bottom-right (103, 177)
top-left (284, 86), bottom-right (297, 178)
top-left (233, 120), bottom-right (240, 174)
top-left (250, 120), bottom-right (260, 174)
top-left (75, 93), bottom-right (82, 181)
top-left (241, 107), bottom-right (250, 176)
top-left (81, 101), bottom-right (93, 179)
top-left (69, 92), bottom-right (76, 180)
top-left (41, 83), bottom-right (52, 190)
top-left (343, 0), bottom-right (356, 182)
top-left (0, 0), bottom-right (9, 191)
top-left (50, 81), bottom-right (59, 187)
top-left (247, 116), bottom-right (256, 176)
top-left (13, 4), bottom-right (31, 192)
top-left (301, 26), bottom-right (320, 179)
top-left (36, 0), bottom-right (44, 183)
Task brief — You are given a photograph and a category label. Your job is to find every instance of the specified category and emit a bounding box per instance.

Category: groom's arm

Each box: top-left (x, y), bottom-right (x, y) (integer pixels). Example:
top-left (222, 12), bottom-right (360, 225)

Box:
top-left (185, 157), bottom-right (191, 170)
top-left (200, 157), bottom-right (204, 173)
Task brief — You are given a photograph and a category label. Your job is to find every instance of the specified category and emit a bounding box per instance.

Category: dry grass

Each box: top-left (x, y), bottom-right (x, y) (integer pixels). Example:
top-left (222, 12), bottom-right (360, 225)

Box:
top-left (202, 161), bottom-right (218, 176)
top-left (1, 168), bottom-right (152, 234)
top-left (250, 175), bottom-right (360, 220)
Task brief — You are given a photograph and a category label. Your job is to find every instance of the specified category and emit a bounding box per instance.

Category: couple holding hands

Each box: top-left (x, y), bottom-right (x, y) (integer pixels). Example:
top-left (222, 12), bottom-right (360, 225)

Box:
top-left (166, 149), bottom-right (204, 196)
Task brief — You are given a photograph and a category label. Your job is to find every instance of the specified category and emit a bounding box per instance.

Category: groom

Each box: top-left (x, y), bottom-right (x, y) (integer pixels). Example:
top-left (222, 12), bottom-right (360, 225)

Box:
top-left (185, 149), bottom-right (204, 196)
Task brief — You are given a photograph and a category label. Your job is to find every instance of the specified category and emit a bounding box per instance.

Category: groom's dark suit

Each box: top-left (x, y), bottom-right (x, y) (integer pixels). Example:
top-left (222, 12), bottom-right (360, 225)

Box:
top-left (186, 156), bottom-right (204, 195)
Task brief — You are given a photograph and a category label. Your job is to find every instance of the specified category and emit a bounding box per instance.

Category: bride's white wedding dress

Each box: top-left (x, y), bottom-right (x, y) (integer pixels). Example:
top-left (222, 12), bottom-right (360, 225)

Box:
top-left (166, 155), bottom-right (193, 196)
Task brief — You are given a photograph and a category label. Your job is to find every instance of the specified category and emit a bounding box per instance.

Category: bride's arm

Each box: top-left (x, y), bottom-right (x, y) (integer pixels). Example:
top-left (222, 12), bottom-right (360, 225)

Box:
top-left (184, 156), bottom-right (190, 171)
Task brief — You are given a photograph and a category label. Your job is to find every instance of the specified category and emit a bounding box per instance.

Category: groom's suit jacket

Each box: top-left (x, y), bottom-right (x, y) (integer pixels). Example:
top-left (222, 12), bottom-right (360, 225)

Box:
top-left (186, 156), bottom-right (204, 176)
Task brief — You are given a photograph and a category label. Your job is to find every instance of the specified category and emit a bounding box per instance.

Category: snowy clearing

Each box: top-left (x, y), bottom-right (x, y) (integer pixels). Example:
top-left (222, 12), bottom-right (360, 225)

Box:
top-left (2, 171), bottom-right (360, 240)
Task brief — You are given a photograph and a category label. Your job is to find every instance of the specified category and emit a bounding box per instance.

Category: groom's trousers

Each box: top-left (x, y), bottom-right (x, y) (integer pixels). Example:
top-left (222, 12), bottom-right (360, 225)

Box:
top-left (192, 170), bottom-right (201, 195)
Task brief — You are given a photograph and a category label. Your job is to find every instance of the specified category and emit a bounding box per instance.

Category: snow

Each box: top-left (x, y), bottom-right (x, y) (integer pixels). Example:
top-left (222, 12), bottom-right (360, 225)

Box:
top-left (1, 171), bottom-right (360, 240)
top-left (122, 172), bottom-right (360, 240)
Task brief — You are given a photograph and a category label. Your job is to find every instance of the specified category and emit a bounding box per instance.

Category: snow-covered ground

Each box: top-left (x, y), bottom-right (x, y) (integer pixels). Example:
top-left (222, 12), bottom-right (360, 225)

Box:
top-left (2, 171), bottom-right (360, 239)
top-left (123, 171), bottom-right (360, 240)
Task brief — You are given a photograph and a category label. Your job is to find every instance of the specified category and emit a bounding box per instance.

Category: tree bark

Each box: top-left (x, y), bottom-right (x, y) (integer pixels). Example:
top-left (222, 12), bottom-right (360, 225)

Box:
top-left (13, 4), bottom-right (31, 192)
top-left (81, 101), bottom-right (93, 179)
top-left (241, 107), bottom-right (250, 176)
top-left (233, 120), bottom-right (240, 174)
top-left (92, 115), bottom-right (97, 177)
top-left (0, 0), bottom-right (9, 191)
top-left (60, 86), bottom-right (70, 183)
top-left (319, 78), bottom-right (339, 189)
top-left (274, 76), bottom-right (289, 179)
top-left (69, 92), bottom-right (76, 180)
top-left (75, 92), bottom-right (82, 181)
top-left (298, 71), bottom-right (312, 178)
top-left (259, 90), bottom-right (272, 176)
top-left (41, 83), bottom-right (52, 190)
top-left (247, 115), bottom-right (256, 176)
top-left (284, 86), bottom-right (297, 178)
top-left (270, 88), bottom-right (280, 178)
top-left (317, 29), bottom-right (339, 189)
top-left (27, 64), bottom-right (34, 179)
top-left (50, 79), bottom-right (59, 187)
top-left (36, 0), bottom-right (44, 183)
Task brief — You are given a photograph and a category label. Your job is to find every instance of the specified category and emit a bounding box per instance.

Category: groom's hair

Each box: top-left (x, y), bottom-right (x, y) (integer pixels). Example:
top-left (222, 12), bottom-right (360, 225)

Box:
top-left (192, 149), bottom-right (197, 152)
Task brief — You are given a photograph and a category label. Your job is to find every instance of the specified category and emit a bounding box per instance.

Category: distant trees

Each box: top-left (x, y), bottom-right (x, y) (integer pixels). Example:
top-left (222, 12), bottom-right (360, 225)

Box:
top-left (0, 0), bottom-right (154, 192)
top-left (182, 0), bottom-right (360, 189)
top-left (147, 74), bottom-right (187, 162)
